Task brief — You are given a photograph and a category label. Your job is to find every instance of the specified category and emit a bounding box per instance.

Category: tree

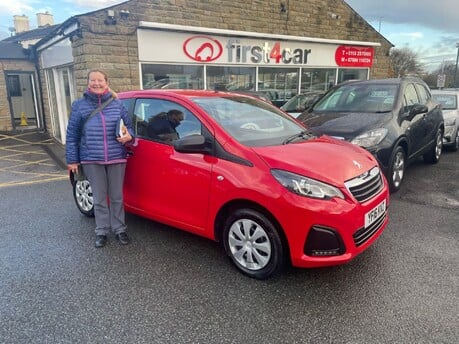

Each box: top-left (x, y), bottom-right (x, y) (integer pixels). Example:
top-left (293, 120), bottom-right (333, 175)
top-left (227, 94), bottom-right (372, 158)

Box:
top-left (389, 47), bottom-right (424, 77)
top-left (424, 62), bottom-right (457, 89)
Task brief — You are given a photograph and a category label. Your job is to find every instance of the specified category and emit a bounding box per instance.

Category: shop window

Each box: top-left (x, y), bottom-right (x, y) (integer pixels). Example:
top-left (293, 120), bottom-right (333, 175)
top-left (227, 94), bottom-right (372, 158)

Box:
top-left (258, 67), bottom-right (299, 107)
top-left (206, 66), bottom-right (256, 91)
top-left (338, 68), bottom-right (369, 83)
top-left (141, 64), bottom-right (204, 90)
top-left (301, 68), bottom-right (337, 92)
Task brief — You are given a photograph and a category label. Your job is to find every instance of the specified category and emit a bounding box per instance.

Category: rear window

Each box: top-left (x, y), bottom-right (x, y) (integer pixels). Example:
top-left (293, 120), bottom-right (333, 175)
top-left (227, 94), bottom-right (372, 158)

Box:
top-left (432, 94), bottom-right (458, 110)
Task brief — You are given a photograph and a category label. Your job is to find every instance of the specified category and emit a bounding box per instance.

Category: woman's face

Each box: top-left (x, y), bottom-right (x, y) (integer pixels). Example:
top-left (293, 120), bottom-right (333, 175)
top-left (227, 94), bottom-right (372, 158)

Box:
top-left (87, 72), bottom-right (108, 94)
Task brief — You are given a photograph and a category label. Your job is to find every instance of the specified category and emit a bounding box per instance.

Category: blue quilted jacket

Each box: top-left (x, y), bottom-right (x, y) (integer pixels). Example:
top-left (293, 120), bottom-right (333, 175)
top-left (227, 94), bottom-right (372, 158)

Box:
top-left (65, 89), bottom-right (133, 165)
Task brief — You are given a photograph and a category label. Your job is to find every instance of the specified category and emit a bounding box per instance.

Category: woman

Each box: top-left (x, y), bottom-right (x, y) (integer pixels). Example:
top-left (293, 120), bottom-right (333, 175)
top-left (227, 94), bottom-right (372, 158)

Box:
top-left (66, 69), bottom-right (134, 248)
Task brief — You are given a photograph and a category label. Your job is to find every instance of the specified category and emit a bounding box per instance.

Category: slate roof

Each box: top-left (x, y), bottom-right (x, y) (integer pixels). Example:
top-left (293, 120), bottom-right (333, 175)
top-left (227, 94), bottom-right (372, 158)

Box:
top-left (0, 42), bottom-right (30, 59)
top-left (1, 24), bottom-right (60, 44)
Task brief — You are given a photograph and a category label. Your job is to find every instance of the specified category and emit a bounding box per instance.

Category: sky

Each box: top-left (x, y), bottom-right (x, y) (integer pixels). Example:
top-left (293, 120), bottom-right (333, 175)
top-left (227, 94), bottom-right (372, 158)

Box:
top-left (1, 0), bottom-right (458, 72)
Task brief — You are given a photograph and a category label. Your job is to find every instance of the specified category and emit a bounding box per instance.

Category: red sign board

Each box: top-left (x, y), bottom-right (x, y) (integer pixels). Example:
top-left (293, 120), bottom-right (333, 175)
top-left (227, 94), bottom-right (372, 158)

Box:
top-left (335, 46), bottom-right (374, 67)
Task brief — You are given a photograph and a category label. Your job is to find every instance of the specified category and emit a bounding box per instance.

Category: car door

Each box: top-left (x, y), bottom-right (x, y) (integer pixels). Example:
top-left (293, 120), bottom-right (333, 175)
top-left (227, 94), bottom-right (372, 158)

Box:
top-left (400, 83), bottom-right (426, 157)
top-left (414, 82), bottom-right (437, 147)
top-left (123, 97), bottom-right (213, 232)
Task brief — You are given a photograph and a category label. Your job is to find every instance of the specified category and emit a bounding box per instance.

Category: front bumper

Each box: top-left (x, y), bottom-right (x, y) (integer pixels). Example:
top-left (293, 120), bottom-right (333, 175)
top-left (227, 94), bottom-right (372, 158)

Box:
top-left (274, 177), bottom-right (389, 268)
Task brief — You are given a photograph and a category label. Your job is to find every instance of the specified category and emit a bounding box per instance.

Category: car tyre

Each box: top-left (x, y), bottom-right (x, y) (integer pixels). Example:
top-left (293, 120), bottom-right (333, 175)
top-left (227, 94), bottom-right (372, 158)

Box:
top-left (73, 178), bottom-right (95, 217)
top-left (223, 208), bottom-right (286, 279)
top-left (423, 129), bottom-right (443, 164)
top-left (388, 146), bottom-right (405, 193)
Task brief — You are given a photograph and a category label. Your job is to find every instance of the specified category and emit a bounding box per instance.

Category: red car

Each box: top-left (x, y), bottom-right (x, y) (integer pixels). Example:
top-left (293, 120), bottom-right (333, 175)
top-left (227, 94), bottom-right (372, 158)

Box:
top-left (71, 90), bottom-right (389, 279)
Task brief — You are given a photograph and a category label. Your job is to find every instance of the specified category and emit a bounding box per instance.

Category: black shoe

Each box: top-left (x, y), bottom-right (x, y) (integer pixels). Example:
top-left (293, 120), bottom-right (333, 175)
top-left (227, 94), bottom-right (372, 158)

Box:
top-left (116, 232), bottom-right (130, 245)
top-left (95, 235), bottom-right (107, 248)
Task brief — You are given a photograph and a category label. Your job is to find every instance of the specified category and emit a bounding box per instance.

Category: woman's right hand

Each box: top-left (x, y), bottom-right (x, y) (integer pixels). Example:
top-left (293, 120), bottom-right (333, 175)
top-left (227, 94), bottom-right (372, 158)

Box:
top-left (67, 163), bottom-right (79, 174)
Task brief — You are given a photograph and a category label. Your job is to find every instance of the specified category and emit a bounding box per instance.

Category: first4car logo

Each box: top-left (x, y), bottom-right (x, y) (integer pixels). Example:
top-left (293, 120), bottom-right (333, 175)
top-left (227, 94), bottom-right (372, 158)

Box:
top-left (183, 36), bottom-right (312, 65)
top-left (183, 35), bottom-right (223, 62)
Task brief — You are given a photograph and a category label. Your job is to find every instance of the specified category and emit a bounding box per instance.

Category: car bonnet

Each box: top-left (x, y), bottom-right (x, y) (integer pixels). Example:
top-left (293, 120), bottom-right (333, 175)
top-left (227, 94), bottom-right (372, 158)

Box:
top-left (300, 111), bottom-right (390, 138)
top-left (251, 135), bottom-right (377, 186)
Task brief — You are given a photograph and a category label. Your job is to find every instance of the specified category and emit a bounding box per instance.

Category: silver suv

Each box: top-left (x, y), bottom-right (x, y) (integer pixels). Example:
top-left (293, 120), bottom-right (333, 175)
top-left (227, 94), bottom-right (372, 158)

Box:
top-left (432, 89), bottom-right (459, 151)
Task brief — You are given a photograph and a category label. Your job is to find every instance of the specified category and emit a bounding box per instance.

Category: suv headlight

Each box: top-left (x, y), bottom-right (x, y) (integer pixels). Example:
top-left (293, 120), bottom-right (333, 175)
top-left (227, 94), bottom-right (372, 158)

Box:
top-left (271, 169), bottom-right (344, 200)
top-left (444, 117), bottom-right (456, 127)
top-left (351, 128), bottom-right (388, 148)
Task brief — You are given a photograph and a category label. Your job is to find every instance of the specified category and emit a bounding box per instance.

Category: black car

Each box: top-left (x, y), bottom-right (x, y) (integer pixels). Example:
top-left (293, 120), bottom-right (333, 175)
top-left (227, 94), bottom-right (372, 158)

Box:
top-left (297, 77), bottom-right (444, 192)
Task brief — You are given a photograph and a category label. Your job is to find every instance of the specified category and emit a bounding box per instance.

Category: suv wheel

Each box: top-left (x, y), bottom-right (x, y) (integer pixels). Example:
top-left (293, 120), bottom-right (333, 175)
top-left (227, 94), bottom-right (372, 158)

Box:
top-left (423, 129), bottom-right (443, 164)
top-left (223, 208), bottom-right (286, 279)
top-left (388, 146), bottom-right (405, 193)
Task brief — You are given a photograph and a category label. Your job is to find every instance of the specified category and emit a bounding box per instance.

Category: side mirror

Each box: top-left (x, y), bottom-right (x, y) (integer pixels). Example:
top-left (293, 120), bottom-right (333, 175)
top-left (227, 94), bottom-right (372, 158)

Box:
top-left (402, 104), bottom-right (428, 120)
top-left (409, 104), bottom-right (428, 116)
top-left (173, 134), bottom-right (210, 154)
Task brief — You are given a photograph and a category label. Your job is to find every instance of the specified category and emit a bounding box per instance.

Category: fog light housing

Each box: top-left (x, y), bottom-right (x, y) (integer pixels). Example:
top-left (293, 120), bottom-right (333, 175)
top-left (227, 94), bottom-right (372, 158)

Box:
top-left (305, 226), bottom-right (345, 256)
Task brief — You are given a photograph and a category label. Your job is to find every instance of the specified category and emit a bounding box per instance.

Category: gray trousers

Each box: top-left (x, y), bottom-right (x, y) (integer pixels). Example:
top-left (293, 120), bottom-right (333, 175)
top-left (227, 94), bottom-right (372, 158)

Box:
top-left (83, 163), bottom-right (127, 236)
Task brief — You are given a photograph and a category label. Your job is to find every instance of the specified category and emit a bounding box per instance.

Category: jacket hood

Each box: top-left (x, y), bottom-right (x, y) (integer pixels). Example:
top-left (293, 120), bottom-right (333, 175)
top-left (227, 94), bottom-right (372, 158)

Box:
top-left (301, 111), bottom-right (391, 139)
top-left (252, 136), bottom-right (377, 185)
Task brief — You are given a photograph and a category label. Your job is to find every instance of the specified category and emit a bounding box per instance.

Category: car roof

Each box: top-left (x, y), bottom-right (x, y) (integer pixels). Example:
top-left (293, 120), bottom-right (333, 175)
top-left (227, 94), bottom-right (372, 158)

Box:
top-left (431, 89), bottom-right (459, 95)
top-left (339, 77), bottom-right (425, 86)
top-left (118, 89), bottom-right (235, 99)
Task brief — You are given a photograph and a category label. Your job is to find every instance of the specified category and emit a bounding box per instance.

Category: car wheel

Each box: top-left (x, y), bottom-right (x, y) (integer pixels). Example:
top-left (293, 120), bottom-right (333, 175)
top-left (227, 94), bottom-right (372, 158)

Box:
top-left (388, 146), bottom-right (405, 193)
top-left (73, 179), bottom-right (94, 217)
top-left (423, 129), bottom-right (443, 164)
top-left (223, 208), bottom-right (286, 279)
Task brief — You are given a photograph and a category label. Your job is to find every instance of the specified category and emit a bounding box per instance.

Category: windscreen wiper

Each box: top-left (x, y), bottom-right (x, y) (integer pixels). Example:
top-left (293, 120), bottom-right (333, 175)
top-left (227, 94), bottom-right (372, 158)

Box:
top-left (282, 130), bottom-right (314, 144)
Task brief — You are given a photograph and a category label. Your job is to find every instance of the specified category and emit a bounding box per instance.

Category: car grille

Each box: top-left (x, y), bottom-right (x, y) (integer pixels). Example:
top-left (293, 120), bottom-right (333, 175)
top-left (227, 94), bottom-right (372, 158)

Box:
top-left (345, 166), bottom-right (384, 203)
top-left (353, 211), bottom-right (387, 247)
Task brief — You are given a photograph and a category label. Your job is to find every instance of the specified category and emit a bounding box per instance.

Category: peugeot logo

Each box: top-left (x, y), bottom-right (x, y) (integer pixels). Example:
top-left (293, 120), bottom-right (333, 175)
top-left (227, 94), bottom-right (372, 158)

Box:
top-left (183, 35), bottom-right (223, 62)
top-left (353, 160), bottom-right (362, 169)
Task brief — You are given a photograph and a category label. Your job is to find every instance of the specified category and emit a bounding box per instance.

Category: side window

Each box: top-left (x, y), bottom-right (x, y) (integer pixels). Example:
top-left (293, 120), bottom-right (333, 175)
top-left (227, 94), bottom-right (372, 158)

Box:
top-left (133, 98), bottom-right (202, 144)
top-left (403, 83), bottom-right (420, 112)
top-left (415, 83), bottom-right (430, 104)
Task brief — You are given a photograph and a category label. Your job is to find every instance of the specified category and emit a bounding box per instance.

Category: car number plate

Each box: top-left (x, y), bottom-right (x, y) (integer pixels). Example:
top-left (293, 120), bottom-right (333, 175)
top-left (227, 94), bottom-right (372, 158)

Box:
top-left (365, 199), bottom-right (386, 228)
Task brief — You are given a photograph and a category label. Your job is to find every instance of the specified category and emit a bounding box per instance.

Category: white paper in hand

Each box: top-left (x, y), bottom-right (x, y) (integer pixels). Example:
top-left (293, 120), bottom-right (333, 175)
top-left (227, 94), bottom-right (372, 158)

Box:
top-left (117, 118), bottom-right (127, 137)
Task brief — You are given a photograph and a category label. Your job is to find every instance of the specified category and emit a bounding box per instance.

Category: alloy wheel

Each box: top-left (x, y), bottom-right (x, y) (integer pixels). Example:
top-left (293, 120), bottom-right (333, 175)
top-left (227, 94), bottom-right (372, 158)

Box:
top-left (391, 150), bottom-right (405, 190)
top-left (435, 131), bottom-right (443, 160)
top-left (73, 179), bottom-right (94, 216)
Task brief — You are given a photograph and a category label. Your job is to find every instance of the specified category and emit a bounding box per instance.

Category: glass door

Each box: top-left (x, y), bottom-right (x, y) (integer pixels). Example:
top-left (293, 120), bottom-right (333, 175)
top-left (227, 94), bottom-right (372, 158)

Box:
top-left (45, 66), bottom-right (75, 143)
top-left (6, 72), bottom-right (40, 130)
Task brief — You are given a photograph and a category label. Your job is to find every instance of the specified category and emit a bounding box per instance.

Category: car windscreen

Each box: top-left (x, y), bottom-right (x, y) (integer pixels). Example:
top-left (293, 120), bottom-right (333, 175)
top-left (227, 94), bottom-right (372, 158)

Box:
top-left (432, 94), bottom-right (457, 110)
top-left (312, 84), bottom-right (398, 113)
top-left (191, 96), bottom-right (309, 146)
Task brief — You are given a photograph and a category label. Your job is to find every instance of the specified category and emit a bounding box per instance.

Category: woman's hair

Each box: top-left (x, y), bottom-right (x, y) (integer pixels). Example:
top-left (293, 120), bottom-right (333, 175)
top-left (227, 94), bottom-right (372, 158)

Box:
top-left (87, 69), bottom-right (108, 82)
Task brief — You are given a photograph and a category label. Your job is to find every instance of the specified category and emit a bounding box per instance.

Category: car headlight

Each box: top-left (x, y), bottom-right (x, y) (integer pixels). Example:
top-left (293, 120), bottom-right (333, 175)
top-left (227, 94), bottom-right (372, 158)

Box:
top-left (271, 169), bottom-right (344, 200)
top-left (444, 117), bottom-right (456, 127)
top-left (351, 128), bottom-right (388, 148)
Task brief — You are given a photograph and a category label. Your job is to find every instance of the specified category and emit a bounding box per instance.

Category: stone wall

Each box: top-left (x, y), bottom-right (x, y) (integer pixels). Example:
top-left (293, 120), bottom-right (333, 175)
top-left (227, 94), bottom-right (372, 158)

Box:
top-left (69, 0), bottom-right (393, 96)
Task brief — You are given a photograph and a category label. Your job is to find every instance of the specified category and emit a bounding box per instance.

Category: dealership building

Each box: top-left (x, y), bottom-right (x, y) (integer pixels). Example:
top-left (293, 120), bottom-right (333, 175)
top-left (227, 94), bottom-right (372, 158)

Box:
top-left (0, 0), bottom-right (393, 143)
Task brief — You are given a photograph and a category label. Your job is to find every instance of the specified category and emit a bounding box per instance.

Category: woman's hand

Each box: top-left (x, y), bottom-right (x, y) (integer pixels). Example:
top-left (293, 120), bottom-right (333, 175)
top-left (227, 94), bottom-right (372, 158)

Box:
top-left (67, 163), bottom-right (79, 174)
top-left (117, 131), bottom-right (133, 144)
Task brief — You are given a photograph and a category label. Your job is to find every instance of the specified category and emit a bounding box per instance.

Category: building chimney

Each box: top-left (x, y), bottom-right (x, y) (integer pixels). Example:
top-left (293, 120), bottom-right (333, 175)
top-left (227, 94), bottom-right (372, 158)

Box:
top-left (13, 15), bottom-right (30, 33)
top-left (37, 12), bottom-right (54, 27)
